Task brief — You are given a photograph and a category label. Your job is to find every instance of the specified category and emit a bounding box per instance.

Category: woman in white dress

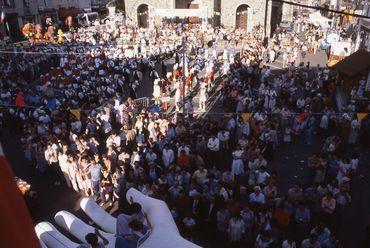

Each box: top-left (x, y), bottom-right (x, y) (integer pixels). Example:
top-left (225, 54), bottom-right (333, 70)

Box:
top-left (231, 146), bottom-right (244, 178)
top-left (66, 154), bottom-right (80, 192)
top-left (227, 214), bottom-right (245, 244)
top-left (152, 79), bottom-right (161, 105)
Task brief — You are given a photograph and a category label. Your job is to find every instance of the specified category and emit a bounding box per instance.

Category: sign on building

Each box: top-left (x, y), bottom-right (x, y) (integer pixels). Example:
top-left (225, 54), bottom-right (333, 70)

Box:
top-left (153, 8), bottom-right (208, 18)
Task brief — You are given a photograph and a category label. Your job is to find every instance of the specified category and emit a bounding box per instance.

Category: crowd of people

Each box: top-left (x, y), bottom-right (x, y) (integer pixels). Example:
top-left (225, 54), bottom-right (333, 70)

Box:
top-left (1, 13), bottom-right (370, 248)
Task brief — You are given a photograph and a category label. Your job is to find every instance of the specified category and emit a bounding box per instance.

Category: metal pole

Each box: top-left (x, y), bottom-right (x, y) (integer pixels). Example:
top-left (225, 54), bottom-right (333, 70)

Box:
top-left (182, 19), bottom-right (186, 113)
top-left (264, 0), bottom-right (268, 38)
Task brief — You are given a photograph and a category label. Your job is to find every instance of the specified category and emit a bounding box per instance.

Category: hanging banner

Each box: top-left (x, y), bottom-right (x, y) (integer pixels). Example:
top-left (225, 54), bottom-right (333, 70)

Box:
top-left (357, 113), bottom-right (368, 122)
top-left (153, 8), bottom-right (208, 18)
top-left (70, 109), bottom-right (81, 120)
top-left (241, 113), bottom-right (252, 123)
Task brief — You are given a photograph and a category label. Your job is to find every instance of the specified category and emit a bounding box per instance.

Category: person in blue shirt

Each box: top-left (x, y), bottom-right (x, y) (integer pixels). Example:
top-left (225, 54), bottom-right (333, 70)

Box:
top-left (295, 202), bottom-right (311, 227)
top-left (116, 213), bottom-right (152, 248)
top-left (311, 222), bottom-right (331, 246)
top-left (116, 202), bottom-right (144, 238)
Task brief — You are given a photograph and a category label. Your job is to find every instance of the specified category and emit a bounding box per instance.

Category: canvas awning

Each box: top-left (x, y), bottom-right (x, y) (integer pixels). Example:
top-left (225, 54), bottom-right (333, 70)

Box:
top-left (309, 11), bottom-right (332, 29)
top-left (332, 49), bottom-right (370, 77)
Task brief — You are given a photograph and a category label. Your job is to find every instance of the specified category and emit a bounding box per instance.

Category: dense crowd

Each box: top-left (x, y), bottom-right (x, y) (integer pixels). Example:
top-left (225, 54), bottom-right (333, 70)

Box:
top-left (1, 13), bottom-right (370, 248)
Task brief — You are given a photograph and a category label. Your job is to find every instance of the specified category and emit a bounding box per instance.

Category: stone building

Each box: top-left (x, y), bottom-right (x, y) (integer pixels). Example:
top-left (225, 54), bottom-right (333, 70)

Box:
top-left (124, 0), bottom-right (294, 36)
top-left (1, 0), bottom-right (40, 40)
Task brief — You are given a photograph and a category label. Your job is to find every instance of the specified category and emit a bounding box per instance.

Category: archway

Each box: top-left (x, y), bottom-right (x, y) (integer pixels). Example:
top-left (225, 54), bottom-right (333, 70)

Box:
top-left (270, 1), bottom-right (283, 35)
top-left (235, 4), bottom-right (249, 29)
top-left (137, 4), bottom-right (149, 28)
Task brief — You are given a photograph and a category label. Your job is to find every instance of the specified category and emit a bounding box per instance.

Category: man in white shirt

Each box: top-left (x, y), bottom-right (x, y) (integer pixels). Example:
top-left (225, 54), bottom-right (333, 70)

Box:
top-left (207, 135), bottom-right (220, 152)
top-left (192, 166), bottom-right (208, 184)
top-left (99, 111), bottom-right (111, 134)
top-left (255, 166), bottom-right (270, 186)
top-left (58, 151), bottom-right (71, 188)
top-left (106, 132), bottom-right (121, 148)
top-left (145, 149), bottom-right (157, 164)
top-left (296, 96), bottom-right (305, 111)
top-left (45, 143), bottom-right (60, 185)
top-left (177, 143), bottom-right (190, 157)
top-left (249, 155), bottom-right (267, 172)
top-left (207, 134), bottom-right (220, 167)
top-left (162, 144), bottom-right (174, 167)
top-left (249, 186), bottom-right (265, 204)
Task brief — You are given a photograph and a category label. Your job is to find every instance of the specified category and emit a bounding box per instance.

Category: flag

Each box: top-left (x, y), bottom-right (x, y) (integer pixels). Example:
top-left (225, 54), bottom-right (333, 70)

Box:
top-left (70, 109), bottom-right (80, 120)
top-left (241, 113), bottom-right (252, 123)
top-left (0, 143), bottom-right (40, 247)
top-left (296, 112), bottom-right (309, 122)
top-left (357, 113), bottom-right (368, 122)
top-left (0, 8), bottom-right (5, 25)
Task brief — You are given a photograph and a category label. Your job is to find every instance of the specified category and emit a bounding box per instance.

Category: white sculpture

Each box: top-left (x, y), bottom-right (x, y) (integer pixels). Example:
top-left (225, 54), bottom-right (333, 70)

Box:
top-left (36, 188), bottom-right (200, 248)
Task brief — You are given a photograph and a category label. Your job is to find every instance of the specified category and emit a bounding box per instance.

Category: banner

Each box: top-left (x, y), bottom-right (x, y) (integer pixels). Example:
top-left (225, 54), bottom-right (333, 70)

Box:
top-left (153, 8), bottom-right (207, 18)
top-left (70, 109), bottom-right (80, 120)
top-left (357, 113), bottom-right (367, 122)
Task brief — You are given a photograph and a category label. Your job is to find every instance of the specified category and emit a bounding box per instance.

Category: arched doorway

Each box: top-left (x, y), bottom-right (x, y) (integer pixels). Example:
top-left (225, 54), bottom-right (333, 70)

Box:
top-left (270, 1), bottom-right (283, 35)
top-left (235, 4), bottom-right (249, 29)
top-left (137, 4), bottom-right (149, 28)
top-left (188, 0), bottom-right (199, 23)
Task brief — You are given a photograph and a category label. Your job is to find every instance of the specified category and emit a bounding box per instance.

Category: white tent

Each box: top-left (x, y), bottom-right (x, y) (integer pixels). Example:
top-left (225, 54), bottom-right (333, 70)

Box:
top-left (309, 11), bottom-right (332, 29)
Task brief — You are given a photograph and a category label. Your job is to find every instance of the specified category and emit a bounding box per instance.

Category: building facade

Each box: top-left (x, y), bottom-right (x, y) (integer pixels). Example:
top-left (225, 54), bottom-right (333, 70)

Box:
top-left (37, 0), bottom-right (91, 11)
top-left (1, 0), bottom-right (92, 40)
top-left (1, 0), bottom-right (41, 40)
top-left (124, 0), bottom-right (276, 35)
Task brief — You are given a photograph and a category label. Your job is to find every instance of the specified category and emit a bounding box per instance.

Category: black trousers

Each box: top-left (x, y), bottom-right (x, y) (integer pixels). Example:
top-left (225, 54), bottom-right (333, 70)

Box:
top-left (49, 162), bottom-right (63, 183)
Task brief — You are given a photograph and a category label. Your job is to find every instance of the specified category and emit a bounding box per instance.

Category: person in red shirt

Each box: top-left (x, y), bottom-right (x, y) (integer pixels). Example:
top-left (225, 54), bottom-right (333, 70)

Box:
top-left (15, 90), bottom-right (26, 107)
top-left (177, 150), bottom-right (190, 169)
top-left (272, 203), bottom-right (290, 229)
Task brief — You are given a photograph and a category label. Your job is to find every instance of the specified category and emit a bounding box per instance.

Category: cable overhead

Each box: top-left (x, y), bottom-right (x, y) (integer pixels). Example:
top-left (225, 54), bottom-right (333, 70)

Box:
top-left (270, 0), bottom-right (370, 19)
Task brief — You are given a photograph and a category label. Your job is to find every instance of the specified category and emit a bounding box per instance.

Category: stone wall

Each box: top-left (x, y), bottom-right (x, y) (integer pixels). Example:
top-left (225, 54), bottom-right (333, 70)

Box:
top-left (282, 3), bottom-right (294, 22)
top-left (221, 0), bottom-right (271, 34)
top-left (125, 0), bottom-right (271, 34)
top-left (125, 0), bottom-right (175, 25)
